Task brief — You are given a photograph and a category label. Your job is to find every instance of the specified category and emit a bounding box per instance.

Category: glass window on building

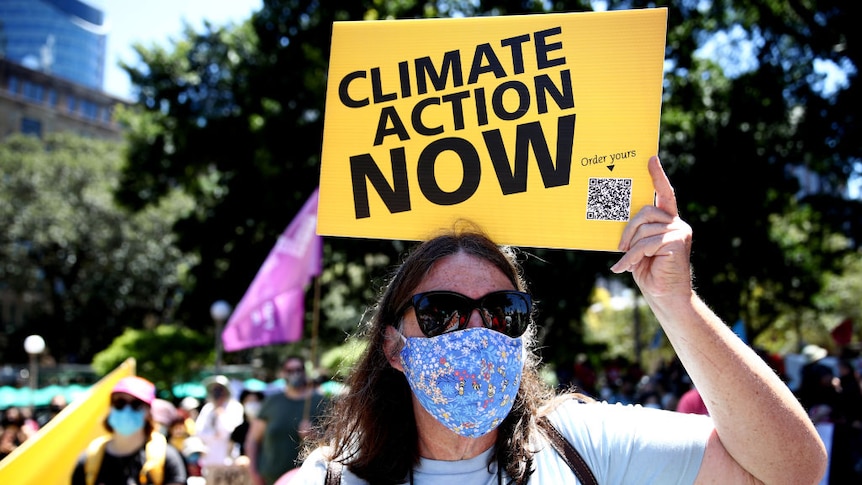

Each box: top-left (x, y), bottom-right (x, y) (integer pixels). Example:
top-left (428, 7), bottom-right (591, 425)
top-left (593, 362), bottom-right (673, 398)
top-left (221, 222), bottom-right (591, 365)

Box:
top-left (48, 89), bottom-right (58, 107)
top-left (0, 0), bottom-right (108, 90)
top-left (102, 105), bottom-right (113, 124)
top-left (8, 76), bottom-right (20, 94)
top-left (21, 117), bottom-right (43, 137)
top-left (81, 100), bottom-right (99, 120)
top-left (67, 95), bottom-right (77, 114)
top-left (22, 81), bottom-right (44, 102)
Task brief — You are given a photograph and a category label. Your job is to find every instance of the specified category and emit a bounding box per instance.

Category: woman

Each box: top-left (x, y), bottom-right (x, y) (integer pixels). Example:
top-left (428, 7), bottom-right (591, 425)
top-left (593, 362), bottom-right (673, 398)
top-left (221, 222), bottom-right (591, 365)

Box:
top-left (71, 375), bottom-right (187, 485)
top-left (295, 157), bottom-right (826, 484)
top-left (195, 374), bottom-right (245, 470)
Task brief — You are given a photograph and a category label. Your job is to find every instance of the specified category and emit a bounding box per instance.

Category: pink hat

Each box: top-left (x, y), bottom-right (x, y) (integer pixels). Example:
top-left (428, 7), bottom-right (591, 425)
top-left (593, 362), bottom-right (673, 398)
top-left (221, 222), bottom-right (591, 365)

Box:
top-left (150, 398), bottom-right (178, 425)
top-left (112, 376), bottom-right (156, 405)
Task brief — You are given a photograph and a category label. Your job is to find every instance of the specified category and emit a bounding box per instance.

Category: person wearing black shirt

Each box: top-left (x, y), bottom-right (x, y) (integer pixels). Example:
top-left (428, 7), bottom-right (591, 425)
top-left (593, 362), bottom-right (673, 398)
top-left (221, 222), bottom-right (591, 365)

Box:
top-left (70, 376), bottom-right (187, 485)
top-left (231, 389), bottom-right (265, 459)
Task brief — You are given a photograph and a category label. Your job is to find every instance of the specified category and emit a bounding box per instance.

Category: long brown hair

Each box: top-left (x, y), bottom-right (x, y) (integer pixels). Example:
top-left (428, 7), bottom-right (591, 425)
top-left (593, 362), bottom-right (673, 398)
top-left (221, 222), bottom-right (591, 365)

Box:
top-left (308, 227), bottom-right (556, 484)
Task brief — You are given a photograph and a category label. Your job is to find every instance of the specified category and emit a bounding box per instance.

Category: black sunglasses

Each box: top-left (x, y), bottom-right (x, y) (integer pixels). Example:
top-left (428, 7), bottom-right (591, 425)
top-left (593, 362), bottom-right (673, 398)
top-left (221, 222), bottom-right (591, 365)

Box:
top-left (400, 290), bottom-right (532, 338)
top-left (111, 397), bottom-right (146, 411)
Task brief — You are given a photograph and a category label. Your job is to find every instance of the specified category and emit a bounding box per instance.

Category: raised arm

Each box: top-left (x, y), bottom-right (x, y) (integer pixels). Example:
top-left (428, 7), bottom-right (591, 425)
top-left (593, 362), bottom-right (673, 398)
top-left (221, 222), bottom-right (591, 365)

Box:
top-left (611, 156), bottom-right (827, 485)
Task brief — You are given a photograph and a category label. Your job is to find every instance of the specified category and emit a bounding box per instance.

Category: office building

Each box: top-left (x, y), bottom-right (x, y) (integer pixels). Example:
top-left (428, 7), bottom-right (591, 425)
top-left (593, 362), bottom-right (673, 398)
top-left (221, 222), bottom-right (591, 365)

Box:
top-left (0, 57), bottom-right (124, 139)
top-left (0, 0), bottom-right (108, 90)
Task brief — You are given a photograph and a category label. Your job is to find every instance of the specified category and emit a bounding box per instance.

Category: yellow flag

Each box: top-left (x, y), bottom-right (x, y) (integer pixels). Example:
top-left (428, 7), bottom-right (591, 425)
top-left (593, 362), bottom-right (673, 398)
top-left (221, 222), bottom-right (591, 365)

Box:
top-left (319, 8), bottom-right (668, 251)
top-left (0, 358), bottom-right (136, 485)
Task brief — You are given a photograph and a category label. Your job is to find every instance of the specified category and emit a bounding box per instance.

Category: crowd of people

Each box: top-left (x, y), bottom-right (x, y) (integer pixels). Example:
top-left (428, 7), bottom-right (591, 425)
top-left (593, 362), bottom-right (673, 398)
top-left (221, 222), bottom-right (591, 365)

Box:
top-left (555, 340), bottom-right (862, 484)
top-left (0, 355), bottom-right (329, 484)
top-left (0, 394), bottom-right (67, 461)
top-left (2, 339), bottom-right (860, 483)
top-left (1, 405), bottom-right (39, 460)
top-left (67, 355), bottom-right (331, 485)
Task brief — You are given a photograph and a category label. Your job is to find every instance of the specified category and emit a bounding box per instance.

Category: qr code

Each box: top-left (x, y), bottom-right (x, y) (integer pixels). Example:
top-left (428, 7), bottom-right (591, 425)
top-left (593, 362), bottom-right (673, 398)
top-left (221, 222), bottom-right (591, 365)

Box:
top-left (586, 178), bottom-right (632, 221)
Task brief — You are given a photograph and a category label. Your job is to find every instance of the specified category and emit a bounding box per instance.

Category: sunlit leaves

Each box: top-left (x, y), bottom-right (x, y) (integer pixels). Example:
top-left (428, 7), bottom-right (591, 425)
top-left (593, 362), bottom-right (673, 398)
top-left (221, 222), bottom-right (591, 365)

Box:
top-left (0, 134), bottom-right (197, 360)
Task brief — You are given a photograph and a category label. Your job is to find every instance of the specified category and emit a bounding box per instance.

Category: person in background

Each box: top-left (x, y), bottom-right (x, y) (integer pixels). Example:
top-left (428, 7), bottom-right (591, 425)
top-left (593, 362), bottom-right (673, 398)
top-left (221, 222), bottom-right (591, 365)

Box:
top-left (245, 356), bottom-right (328, 485)
top-left (194, 375), bottom-right (244, 470)
top-left (70, 376), bottom-right (187, 485)
top-left (676, 385), bottom-right (709, 415)
top-left (178, 396), bottom-right (200, 442)
top-left (150, 398), bottom-right (178, 437)
top-left (797, 351), bottom-right (842, 422)
top-left (167, 411), bottom-right (192, 456)
top-left (179, 396), bottom-right (201, 422)
top-left (801, 353), bottom-right (862, 484)
top-left (1, 406), bottom-right (38, 460)
top-left (834, 357), bottom-right (862, 427)
top-left (231, 389), bottom-right (265, 461)
top-left (37, 393), bottom-right (68, 427)
top-left (182, 435), bottom-right (208, 479)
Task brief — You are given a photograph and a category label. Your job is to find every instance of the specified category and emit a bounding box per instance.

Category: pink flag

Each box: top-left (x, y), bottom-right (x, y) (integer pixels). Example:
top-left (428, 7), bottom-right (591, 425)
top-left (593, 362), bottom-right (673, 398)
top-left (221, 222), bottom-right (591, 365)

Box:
top-left (222, 189), bottom-right (322, 352)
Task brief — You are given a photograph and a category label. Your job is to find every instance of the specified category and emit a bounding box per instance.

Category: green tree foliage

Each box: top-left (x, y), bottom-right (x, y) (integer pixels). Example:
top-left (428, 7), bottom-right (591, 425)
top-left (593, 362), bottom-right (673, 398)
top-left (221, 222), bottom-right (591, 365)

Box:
top-left (651, 0), bottom-right (861, 344)
top-left (816, 251), bottom-right (862, 340)
top-left (116, 0), bottom-right (859, 371)
top-left (114, 1), bottom-right (447, 360)
top-left (0, 134), bottom-right (197, 362)
top-left (583, 285), bottom-right (667, 364)
top-left (91, 324), bottom-right (211, 397)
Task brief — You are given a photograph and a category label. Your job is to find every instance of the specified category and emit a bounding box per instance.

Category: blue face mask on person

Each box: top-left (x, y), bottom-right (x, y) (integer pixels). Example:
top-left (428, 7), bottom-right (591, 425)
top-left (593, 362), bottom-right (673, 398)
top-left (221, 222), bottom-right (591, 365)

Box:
top-left (108, 405), bottom-right (147, 436)
top-left (399, 327), bottom-right (525, 438)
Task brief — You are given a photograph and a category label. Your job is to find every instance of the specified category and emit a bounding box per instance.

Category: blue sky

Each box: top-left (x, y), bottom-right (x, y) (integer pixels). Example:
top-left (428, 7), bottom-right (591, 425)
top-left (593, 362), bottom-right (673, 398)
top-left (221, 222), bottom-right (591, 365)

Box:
top-left (94, 0), bottom-right (262, 99)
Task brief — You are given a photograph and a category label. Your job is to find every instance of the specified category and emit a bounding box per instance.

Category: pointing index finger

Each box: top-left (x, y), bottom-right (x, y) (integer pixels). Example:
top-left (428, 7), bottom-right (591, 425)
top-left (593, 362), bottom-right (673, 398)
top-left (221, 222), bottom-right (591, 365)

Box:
top-left (649, 156), bottom-right (678, 218)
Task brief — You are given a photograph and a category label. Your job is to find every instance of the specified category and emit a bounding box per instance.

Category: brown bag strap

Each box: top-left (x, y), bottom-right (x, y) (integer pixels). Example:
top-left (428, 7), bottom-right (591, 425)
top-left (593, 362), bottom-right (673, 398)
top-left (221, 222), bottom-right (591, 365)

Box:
top-left (537, 415), bottom-right (599, 485)
top-left (325, 460), bottom-right (343, 485)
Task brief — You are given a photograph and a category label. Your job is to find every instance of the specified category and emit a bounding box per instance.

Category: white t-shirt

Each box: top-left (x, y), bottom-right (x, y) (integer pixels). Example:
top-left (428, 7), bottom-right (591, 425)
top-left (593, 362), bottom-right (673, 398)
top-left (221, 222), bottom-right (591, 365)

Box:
top-left (194, 398), bottom-right (246, 467)
top-left (292, 399), bottom-right (713, 484)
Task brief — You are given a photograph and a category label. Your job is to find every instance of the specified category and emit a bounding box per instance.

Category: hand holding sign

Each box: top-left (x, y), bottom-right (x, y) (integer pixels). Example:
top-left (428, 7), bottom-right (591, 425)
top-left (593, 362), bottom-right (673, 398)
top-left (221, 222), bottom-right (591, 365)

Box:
top-left (611, 155), bottom-right (693, 300)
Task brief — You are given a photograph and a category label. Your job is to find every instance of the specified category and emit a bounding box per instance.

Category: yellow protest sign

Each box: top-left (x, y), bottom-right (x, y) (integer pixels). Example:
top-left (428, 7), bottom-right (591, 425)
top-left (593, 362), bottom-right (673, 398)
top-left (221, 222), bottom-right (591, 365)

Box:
top-left (318, 8), bottom-right (667, 251)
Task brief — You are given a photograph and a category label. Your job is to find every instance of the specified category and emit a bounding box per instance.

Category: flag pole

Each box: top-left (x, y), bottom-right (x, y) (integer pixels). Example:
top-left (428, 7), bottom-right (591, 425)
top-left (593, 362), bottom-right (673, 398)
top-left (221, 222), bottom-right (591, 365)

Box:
top-left (303, 274), bottom-right (322, 423)
top-left (310, 274), bottom-right (322, 371)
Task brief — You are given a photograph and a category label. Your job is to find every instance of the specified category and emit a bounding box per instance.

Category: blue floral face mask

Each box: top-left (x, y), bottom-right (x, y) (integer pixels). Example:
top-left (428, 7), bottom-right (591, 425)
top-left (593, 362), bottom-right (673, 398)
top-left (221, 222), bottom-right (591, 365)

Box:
top-left (108, 405), bottom-right (147, 436)
top-left (399, 327), bottom-right (525, 438)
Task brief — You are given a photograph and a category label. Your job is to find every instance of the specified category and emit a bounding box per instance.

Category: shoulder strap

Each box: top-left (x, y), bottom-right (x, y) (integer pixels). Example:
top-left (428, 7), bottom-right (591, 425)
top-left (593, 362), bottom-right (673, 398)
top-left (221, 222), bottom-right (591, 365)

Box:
top-left (85, 435), bottom-right (112, 485)
top-left (140, 432), bottom-right (167, 485)
top-left (536, 416), bottom-right (598, 485)
top-left (325, 460), bottom-right (343, 485)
